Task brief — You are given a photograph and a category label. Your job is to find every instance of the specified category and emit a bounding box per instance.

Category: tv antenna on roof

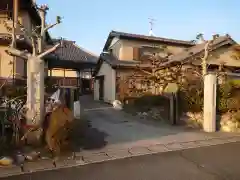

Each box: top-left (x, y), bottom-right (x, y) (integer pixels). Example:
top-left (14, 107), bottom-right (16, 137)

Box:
top-left (148, 17), bottom-right (156, 36)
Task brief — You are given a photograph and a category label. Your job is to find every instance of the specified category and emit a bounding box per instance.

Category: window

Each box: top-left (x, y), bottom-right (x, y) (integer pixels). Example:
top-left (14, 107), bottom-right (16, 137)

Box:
top-left (139, 46), bottom-right (169, 62)
top-left (8, 11), bottom-right (13, 20)
top-left (133, 47), bottom-right (140, 60)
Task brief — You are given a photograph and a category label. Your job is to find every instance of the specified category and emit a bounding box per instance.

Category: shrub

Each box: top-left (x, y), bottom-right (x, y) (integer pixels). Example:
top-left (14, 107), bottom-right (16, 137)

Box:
top-left (133, 95), bottom-right (170, 107)
top-left (234, 111), bottom-right (240, 123)
top-left (179, 78), bottom-right (240, 114)
top-left (179, 80), bottom-right (204, 113)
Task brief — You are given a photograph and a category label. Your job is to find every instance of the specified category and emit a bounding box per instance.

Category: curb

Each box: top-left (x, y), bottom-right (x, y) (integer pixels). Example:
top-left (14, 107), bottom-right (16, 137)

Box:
top-left (0, 135), bottom-right (240, 178)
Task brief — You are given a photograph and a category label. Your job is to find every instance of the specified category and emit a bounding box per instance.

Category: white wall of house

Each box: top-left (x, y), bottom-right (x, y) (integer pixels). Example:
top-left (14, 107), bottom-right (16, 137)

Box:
top-left (94, 62), bottom-right (116, 103)
top-left (94, 80), bottom-right (99, 100)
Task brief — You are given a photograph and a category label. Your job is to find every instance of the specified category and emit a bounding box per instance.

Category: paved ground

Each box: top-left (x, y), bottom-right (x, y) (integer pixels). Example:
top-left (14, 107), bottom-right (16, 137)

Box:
top-left (2, 141), bottom-right (240, 180)
top-left (78, 95), bottom-right (240, 150)
top-left (81, 95), bottom-right (185, 145)
top-left (1, 95), bottom-right (240, 178)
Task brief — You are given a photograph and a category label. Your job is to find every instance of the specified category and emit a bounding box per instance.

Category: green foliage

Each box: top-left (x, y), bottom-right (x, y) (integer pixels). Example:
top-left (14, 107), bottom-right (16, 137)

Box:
top-left (228, 79), bottom-right (240, 87)
top-left (164, 83), bottom-right (179, 93)
top-left (133, 95), bottom-right (170, 108)
top-left (234, 111), bottom-right (240, 123)
top-left (217, 80), bottom-right (240, 113)
top-left (179, 78), bottom-right (240, 114)
top-left (178, 79), bottom-right (204, 113)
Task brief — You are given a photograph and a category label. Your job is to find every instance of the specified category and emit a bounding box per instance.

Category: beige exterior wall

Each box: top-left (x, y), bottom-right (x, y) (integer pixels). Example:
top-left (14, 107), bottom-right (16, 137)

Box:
top-left (0, 13), bottom-right (10, 34)
top-left (94, 62), bottom-right (116, 103)
top-left (0, 10), bottom-right (32, 42)
top-left (0, 46), bottom-right (26, 79)
top-left (208, 45), bottom-right (240, 67)
top-left (0, 10), bottom-right (36, 80)
top-left (48, 68), bottom-right (78, 77)
top-left (0, 46), bottom-right (14, 78)
top-left (109, 38), bottom-right (122, 58)
top-left (93, 79), bottom-right (99, 100)
top-left (191, 45), bottom-right (240, 68)
top-left (18, 11), bottom-right (32, 44)
top-left (112, 38), bottom-right (239, 67)
top-left (117, 39), bottom-right (187, 60)
top-left (18, 11), bottom-right (32, 35)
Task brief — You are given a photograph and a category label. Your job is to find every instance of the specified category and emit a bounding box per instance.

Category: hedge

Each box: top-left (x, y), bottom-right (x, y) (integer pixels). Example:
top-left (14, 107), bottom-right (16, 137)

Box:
top-left (180, 79), bottom-right (240, 114)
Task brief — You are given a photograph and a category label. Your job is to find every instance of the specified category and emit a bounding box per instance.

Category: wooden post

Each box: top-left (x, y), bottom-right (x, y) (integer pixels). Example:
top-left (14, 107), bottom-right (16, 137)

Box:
top-left (70, 88), bottom-right (74, 111)
top-left (169, 93), bottom-right (178, 125)
top-left (164, 83), bottom-right (179, 125)
top-left (169, 94), bottom-right (174, 124)
top-left (175, 92), bottom-right (179, 125)
top-left (12, 0), bottom-right (19, 83)
top-left (12, 0), bottom-right (19, 47)
top-left (203, 73), bottom-right (217, 132)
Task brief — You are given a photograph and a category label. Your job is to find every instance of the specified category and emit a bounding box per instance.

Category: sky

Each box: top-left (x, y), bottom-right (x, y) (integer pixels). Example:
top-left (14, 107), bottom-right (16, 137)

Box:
top-left (37, 0), bottom-right (239, 55)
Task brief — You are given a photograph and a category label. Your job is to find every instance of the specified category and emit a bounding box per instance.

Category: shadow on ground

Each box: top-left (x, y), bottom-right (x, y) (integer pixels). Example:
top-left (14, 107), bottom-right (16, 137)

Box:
top-left (69, 115), bottom-right (108, 152)
top-left (78, 95), bottom-right (188, 146)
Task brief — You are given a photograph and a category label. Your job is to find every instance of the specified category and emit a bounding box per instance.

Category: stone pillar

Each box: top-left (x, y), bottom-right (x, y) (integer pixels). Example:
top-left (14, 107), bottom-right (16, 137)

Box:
top-left (34, 61), bottom-right (45, 125)
top-left (26, 58), bottom-right (34, 118)
top-left (203, 73), bottom-right (217, 132)
top-left (26, 57), bottom-right (45, 126)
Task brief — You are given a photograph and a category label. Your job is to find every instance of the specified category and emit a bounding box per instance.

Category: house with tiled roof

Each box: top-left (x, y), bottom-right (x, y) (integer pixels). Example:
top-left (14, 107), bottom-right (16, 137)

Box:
top-left (0, 0), bottom-right (52, 86)
top-left (93, 30), bottom-right (239, 103)
top-left (0, 0), bottom-right (97, 95)
top-left (46, 39), bottom-right (97, 93)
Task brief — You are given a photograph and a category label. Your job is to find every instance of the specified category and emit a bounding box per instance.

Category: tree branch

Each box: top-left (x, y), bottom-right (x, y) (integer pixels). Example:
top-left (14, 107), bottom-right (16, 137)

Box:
top-left (31, 37), bottom-right (37, 56)
top-left (37, 43), bottom-right (60, 59)
top-left (43, 22), bottom-right (60, 34)
top-left (139, 68), bottom-right (152, 76)
top-left (5, 48), bottom-right (30, 59)
top-left (202, 40), bottom-right (212, 60)
top-left (17, 21), bottom-right (36, 39)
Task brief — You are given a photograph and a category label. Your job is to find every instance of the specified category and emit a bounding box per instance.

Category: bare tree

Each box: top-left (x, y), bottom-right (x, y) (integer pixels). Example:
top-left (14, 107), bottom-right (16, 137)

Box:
top-left (4, 4), bottom-right (62, 128)
top-left (196, 33), bottom-right (219, 76)
top-left (121, 34), bottom-right (220, 100)
top-left (122, 48), bottom-right (184, 98)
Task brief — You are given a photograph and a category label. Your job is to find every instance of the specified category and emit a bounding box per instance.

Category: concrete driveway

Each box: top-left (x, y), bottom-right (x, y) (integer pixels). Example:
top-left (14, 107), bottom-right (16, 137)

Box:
top-left (77, 95), bottom-right (239, 152)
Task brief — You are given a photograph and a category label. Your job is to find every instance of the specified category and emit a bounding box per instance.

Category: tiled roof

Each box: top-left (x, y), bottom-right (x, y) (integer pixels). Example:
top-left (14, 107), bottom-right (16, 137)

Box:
top-left (233, 45), bottom-right (240, 51)
top-left (0, 0), bottom-right (51, 41)
top-left (160, 35), bottom-right (236, 67)
top-left (94, 35), bottom-right (237, 76)
top-left (99, 52), bottom-right (149, 68)
top-left (93, 52), bottom-right (150, 76)
top-left (46, 39), bottom-right (98, 64)
top-left (103, 30), bottom-right (195, 51)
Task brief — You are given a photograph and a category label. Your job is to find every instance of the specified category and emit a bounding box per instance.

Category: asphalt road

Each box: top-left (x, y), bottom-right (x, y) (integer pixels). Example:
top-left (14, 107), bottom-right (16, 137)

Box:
top-left (2, 142), bottom-right (240, 180)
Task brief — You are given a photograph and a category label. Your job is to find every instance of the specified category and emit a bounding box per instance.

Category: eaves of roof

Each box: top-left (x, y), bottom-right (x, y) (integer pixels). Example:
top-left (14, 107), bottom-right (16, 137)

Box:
top-left (103, 30), bottom-right (195, 51)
